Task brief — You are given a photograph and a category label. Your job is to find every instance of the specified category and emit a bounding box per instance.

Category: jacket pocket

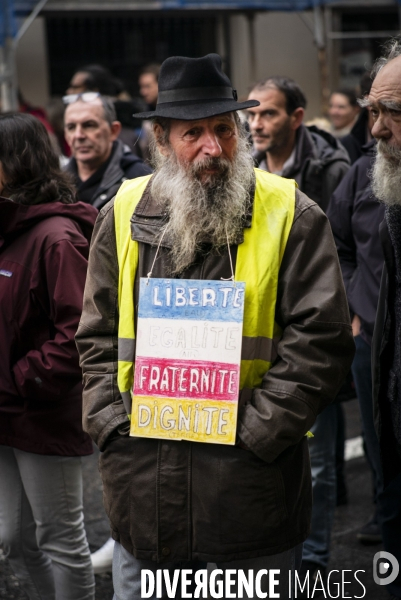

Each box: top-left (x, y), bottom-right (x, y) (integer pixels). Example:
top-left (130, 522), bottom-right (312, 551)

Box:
top-left (100, 436), bottom-right (158, 550)
top-left (218, 449), bottom-right (288, 544)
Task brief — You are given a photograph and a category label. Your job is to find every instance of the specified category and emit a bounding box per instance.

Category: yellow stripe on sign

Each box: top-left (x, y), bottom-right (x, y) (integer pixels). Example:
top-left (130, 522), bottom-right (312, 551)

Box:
top-left (130, 397), bottom-right (237, 445)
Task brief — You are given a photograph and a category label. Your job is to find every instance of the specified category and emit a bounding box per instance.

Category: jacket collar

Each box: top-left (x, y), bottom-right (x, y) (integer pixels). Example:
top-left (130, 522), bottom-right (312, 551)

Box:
top-left (361, 138), bottom-right (376, 156)
top-left (66, 140), bottom-right (129, 203)
top-left (252, 123), bottom-right (349, 183)
top-left (96, 139), bottom-right (127, 198)
top-left (282, 125), bottom-right (316, 180)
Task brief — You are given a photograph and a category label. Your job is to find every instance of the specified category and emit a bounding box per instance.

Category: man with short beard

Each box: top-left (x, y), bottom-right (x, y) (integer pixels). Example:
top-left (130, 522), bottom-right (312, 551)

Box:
top-left (363, 38), bottom-right (401, 600)
top-left (247, 76), bottom-right (350, 212)
top-left (248, 77), bottom-right (351, 590)
top-left (75, 54), bottom-right (354, 599)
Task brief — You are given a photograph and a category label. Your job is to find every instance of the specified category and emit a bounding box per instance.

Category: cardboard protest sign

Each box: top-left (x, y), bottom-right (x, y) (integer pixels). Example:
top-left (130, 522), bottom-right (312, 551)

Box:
top-left (130, 278), bottom-right (245, 444)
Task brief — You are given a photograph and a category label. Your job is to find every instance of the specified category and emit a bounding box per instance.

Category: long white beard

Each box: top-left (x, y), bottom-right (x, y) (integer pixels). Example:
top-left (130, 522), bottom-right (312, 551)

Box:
top-left (371, 140), bottom-right (401, 206)
top-left (150, 133), bottom-right (255, 275)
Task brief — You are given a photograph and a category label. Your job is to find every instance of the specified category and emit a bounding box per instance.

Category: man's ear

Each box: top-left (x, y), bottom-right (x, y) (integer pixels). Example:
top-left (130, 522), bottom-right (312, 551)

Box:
top-left (110, 120), bottom-right (122, 140)
top-left (153, 123), bottom-right (169, 156)
top-left (291, 107), bottom-right (304, 131)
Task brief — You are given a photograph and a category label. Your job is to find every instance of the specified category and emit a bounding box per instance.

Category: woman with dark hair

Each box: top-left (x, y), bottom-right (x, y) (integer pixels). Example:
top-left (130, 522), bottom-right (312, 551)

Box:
top-left (0, 113), bottom-right (97, 599)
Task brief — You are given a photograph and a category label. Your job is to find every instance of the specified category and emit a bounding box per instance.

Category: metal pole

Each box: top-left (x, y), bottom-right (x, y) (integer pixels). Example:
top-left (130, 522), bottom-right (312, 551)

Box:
top-left (7, 38), bottom-right (18, 110)
top-left (1, 38), bottom-right (17, 112)
top-left (13, 0), bottom-right (50, 46)
top-left (0, 46), bottom-right (11, 111)
top-left (222, 13), bottom-right (231, 81)
top-left (0, 0), bottom-right (51, 112)
top-left (328, 31), bottom-right (400, 40)
top-left (247, 11), bottom-right (257, 85)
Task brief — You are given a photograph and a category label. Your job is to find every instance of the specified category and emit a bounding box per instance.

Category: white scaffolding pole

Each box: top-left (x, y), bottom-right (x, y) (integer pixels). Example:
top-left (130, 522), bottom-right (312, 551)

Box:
top-left (313, 4), bottom-right (330, 117)
top-left (0, 0), bottom-right (49, 112)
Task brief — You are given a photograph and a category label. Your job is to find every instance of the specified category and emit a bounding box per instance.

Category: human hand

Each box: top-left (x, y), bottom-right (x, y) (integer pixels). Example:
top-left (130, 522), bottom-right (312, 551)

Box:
top-left (351, 314), bottom-right (361, 337)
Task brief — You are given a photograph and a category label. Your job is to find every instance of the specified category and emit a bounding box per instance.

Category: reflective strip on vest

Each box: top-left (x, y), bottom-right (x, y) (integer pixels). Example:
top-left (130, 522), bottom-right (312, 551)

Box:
top-left (118, 338), bottom-right (136, 363)
top-left (241, 336), bottom-right (280, 363)
top-left (114, 169), bottom-right (295, 395)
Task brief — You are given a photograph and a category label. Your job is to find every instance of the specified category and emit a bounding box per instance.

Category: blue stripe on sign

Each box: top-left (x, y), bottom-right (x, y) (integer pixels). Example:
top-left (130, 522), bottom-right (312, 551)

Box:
top-left (138, 278), bottom-right (245, 322)
top-left (0, 270), bottom-right (12, 277)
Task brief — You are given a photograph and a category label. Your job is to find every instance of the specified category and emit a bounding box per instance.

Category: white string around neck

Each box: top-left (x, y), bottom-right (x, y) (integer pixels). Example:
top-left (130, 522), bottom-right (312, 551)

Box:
top-left (146, 222), bottom-right (235, 284)
top-left (146, 223), bottom-right (169, 284)
top-left (220, 224), bottom-right (235, 284)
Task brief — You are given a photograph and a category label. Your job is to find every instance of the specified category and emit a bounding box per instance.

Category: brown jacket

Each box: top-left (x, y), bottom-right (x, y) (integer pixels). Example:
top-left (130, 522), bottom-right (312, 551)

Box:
top-left (76, 180), bottom-right (354, 562)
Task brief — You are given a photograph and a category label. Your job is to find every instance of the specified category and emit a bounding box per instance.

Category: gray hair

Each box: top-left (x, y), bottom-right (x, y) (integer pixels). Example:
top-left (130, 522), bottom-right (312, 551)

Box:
top-left (358, 38), bottom-right (401, 108)
top-left (99, 95), bottom-right (117, 125)
top-left (371, 37), bottom-right (401, 80)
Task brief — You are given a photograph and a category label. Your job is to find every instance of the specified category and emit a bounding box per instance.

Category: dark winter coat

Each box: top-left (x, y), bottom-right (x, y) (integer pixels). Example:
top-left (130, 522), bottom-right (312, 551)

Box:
top-left (76, 180), bottom-right (354, 562)
top-left (0, 197), bottom-right (96, 456)
top-left (253, 124), bottom-right (350, 212)
top-left (372, 216), bottom-right (401, 485)
top-left (65, 139), bottom-right (152, 210)
top-left (327, 141), bottom-right (385, 345)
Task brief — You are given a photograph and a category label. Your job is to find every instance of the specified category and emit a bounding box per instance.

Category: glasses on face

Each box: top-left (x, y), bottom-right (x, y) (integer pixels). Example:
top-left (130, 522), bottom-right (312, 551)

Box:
top-left (62, 92), bottom-right (100, 105)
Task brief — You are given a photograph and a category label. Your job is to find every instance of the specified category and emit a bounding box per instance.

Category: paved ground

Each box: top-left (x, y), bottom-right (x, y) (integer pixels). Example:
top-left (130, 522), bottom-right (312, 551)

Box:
top-left (0, 399), bottom-right (391, 599)
top-left (327, 403), bottom-right (388, 600)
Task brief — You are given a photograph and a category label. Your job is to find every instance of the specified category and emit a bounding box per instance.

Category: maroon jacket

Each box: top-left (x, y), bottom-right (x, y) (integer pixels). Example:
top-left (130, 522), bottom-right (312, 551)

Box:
top-left (0, 197), bottom-right (97, 456)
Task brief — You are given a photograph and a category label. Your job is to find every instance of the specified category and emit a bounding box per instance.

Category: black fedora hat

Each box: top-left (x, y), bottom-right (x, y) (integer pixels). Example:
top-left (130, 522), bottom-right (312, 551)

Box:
top-left (133, 53), bottom-right (260, 120)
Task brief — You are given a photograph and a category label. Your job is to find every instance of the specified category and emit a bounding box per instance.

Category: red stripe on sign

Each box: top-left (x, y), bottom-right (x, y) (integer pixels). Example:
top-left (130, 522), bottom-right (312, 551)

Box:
top-left (133, 357), bottom-right (240, 401)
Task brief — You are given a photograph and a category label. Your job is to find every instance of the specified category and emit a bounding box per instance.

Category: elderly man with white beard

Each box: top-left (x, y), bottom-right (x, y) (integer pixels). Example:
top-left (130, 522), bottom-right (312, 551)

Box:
top-left (361, 39), bottom-right (401, 600)
top-left (75, 54), bottom-right (354, 599)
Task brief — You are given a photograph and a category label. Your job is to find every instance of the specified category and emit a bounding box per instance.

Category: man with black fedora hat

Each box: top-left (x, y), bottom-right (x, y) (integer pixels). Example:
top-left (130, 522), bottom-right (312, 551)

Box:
top-left (76, 53), bottom-right (354, 598)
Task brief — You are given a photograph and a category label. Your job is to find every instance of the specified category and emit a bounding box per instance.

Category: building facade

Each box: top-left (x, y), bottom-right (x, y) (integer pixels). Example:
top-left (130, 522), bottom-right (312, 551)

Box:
top-left (12, 0), bottom-right (401, 120)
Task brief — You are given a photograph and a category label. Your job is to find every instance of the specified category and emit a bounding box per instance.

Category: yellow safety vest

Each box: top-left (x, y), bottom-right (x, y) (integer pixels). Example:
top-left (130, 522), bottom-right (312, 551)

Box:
top-left (114, 168), bottom-right (295, 409)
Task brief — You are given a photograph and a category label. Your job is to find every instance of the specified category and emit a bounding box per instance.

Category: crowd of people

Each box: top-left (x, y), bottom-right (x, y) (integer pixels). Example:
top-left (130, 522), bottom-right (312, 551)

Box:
top-left (0, 39), bottom-right (401, 600)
